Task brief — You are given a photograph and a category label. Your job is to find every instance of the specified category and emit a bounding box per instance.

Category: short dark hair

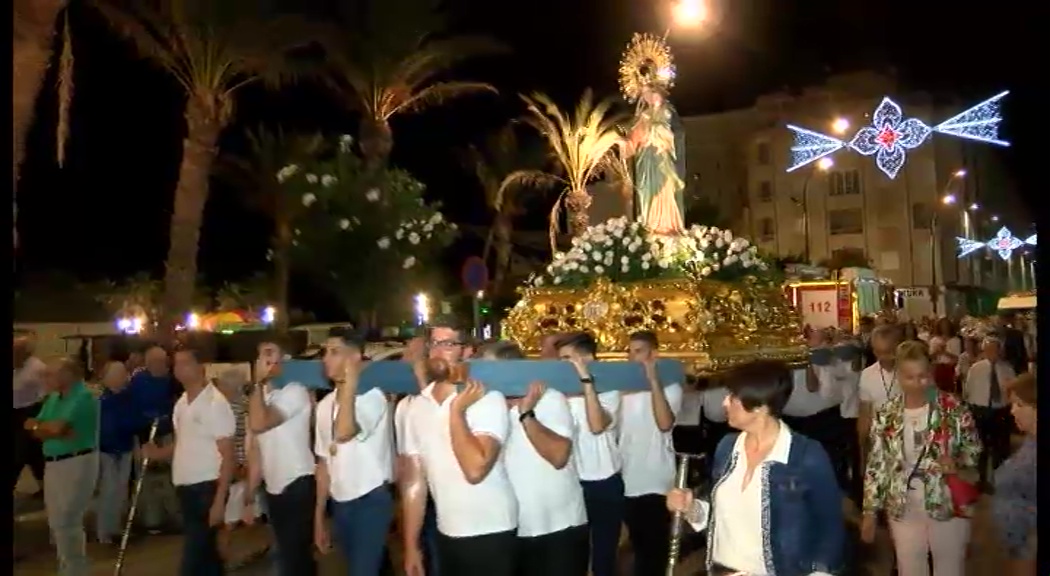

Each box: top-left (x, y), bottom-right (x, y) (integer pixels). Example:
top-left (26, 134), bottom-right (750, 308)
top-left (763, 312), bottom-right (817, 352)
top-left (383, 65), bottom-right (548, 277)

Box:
top-left (556, 332), bottom-right (598, 356)
top-left (722, 359), bottom-right (794, 418)
top-left (428, 316), bottom-right (464, 341)
top-left (628, 330), bottom-right (659, 349)
top-left (258, 331), bottom-right (289, 351)
top-left (478, 340), bottom-right (525, 360)
top-left (174, 345), bottom-right (204, 365)
top-left (326, 327), bottom-right (365, 352)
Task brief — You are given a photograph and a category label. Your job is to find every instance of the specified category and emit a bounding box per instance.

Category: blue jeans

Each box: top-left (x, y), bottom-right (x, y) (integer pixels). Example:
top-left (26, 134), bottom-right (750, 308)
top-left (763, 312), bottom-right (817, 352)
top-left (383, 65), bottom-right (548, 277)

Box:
top-left (95, 451), bottom-right (133, 542)
top-left (176, 481), bottom-right (224, 576)
top-left (580, 473), bottom-right (625, 576)
top-left (331, 485), bottom-right (394, 576)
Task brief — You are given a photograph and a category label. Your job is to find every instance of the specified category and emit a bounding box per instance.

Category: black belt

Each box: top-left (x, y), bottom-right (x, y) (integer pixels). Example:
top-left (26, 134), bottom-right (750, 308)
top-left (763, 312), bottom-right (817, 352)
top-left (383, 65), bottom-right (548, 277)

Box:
top-left (45, 449), bottom-right (95, 462)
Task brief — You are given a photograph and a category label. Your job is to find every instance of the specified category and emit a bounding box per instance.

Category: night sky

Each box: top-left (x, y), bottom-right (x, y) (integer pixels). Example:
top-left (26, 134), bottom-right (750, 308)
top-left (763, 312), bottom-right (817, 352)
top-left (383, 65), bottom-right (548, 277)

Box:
top-left (16, 0), bottom-right (1044, 296)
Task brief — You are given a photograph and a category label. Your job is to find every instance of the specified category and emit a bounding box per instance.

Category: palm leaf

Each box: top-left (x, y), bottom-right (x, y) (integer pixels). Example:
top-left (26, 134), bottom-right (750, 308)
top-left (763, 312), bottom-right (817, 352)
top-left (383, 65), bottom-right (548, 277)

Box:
top-left (56, 10), bottom-right (74, 167)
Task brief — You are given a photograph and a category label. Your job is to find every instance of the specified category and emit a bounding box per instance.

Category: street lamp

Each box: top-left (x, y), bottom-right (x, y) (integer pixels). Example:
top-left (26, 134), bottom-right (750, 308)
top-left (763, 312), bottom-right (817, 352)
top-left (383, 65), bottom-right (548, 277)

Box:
top-left (671, 0), bottom-right (707, 27)
top-left (831, 118), bottom-right (850, 135)
top-left (791, 157), bottom-right (834, 263)
top-left (930, 170), bottom-right (968, 314)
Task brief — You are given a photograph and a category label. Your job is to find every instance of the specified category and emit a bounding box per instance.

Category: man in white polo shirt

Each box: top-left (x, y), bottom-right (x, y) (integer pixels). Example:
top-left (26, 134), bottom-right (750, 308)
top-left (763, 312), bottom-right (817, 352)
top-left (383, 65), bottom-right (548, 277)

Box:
top-left (557, 332), bottom-right (623, 576)
top-left (481, 340), bottom-right (588, 576)
top-left (143, 346), bottom-right (236, 576)
top-left (245, 336), bottom-right (316, 576)
top-left (857, 324), bottom-right (902, 462)
top-left (401, 321), bottom-right (517, 576)
top-left (782, 366), bottom-right (842, 484)
top-left (393, 336), bottom-right (440, 576)
top-left (313, 328), bottom-right (393, 576)
top-left (620, 330), bottom-right (683, 576)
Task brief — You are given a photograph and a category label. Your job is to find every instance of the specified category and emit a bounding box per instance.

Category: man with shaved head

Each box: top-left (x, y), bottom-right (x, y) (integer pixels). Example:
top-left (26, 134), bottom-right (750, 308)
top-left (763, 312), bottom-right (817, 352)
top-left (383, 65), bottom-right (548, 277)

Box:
top-left (26, 356), bottom-right (99, 575)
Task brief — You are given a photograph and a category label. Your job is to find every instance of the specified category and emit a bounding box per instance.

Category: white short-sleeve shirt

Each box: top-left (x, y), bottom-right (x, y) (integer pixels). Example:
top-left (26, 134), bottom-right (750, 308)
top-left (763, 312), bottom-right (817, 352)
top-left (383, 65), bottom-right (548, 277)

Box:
top-left (314, 387), bottom-right (393, 502)
top-left (403, 384), bottom-right (517, 538)
top-left (619, 384), bottom-right (684, 497)
top-left (394, 395), bottom-right (415, 456)
top-left (858, 362), bottom-right (899, 412)
top-left (782, 369), bottom-right (840, 418)
top-left (172, 384), bottom-right (236, 486)
top-left (567, 391), bottom-right (622, 481)
top-left (505, 389), bottom-right (587, 537)
top-left (701, 387), bottom-right (729, 423)
top-left (255, 383), bottom-right (315, 494)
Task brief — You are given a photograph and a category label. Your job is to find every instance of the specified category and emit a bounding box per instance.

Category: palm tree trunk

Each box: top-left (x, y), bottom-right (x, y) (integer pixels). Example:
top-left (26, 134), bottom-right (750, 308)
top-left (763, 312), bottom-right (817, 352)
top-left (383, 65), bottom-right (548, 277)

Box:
top-left (566, 187), bottom-right (592, 236)
top-left (13, 0), bottom-right (67, 236)
top-left (273, 222), bottom-right (292, 334)
top-left (493, 214), bottom-right (513, 296)
top-left (158, 97), bottom-right (224, 341)
top-left (359, 116), bottom-right (393, 170)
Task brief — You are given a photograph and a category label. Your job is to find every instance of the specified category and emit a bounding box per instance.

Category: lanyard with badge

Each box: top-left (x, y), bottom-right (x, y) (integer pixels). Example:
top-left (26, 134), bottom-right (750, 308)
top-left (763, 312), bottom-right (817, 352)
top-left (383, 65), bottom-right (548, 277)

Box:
top-left (879, 367), bottom-right (897, 399)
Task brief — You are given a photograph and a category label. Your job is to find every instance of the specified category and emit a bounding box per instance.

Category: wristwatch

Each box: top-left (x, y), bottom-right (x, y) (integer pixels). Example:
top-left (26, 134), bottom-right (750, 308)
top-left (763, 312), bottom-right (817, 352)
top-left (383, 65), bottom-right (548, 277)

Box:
top-left (579, 375), bottom-right (595, 385)
top-left (519, 409), bottom-right (536, 423)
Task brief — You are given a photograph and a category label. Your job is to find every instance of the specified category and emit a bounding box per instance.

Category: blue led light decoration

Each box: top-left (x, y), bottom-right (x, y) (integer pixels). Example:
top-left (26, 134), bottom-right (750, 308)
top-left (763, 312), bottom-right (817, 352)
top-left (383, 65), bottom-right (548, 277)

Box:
top-left (955, 237), bottom-right (985, 258)
top-left (787, 92), bottom-right (1010, 179)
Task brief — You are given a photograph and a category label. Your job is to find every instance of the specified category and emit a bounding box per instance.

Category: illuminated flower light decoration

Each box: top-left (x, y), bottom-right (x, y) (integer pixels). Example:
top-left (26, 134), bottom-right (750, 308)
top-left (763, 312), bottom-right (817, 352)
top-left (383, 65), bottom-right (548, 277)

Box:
top-left (957, 227), bottom-right (1037, 260)
top-left (786, 92), bottom-right (1010, 179)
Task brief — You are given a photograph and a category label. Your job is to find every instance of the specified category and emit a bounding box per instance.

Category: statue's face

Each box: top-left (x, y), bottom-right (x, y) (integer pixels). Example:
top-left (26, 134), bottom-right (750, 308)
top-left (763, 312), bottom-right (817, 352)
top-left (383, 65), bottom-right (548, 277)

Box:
top-left (643, 88), bottom-right (663, 107)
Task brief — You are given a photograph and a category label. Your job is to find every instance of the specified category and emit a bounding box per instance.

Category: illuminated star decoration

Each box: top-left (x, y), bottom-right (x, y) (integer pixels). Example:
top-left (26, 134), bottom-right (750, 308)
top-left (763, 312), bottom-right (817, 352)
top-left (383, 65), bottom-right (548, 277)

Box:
top-left (786, 92), bottom-right (1010, 179)
top-left (984, 227), bottom-right (1024, 260)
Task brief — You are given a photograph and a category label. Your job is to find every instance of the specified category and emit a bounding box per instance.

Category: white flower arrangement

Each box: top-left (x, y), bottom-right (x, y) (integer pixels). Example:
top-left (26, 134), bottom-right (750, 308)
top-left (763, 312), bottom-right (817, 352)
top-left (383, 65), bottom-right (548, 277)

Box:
top-left (533, 217), bottom-right (771, 287)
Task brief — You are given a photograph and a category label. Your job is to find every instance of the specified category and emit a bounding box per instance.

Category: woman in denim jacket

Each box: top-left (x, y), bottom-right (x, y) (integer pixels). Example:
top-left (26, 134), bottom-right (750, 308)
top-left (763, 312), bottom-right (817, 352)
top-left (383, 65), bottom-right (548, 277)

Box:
top-left (666, 360), bottom-right (845, 576)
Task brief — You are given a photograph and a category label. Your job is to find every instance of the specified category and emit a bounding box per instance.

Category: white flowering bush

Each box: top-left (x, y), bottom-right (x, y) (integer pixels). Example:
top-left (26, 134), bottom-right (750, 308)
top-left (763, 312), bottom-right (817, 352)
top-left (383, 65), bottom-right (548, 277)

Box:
top-left (277, 134), bottom-right (456, 305)
top-left (532, 217), bottom-right (771, 288)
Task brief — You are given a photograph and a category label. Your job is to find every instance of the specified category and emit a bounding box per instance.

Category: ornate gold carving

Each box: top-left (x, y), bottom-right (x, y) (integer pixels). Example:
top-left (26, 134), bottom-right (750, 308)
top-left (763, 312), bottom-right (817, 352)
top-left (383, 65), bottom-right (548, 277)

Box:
top-left (503, 277), bottom-right (807, 376)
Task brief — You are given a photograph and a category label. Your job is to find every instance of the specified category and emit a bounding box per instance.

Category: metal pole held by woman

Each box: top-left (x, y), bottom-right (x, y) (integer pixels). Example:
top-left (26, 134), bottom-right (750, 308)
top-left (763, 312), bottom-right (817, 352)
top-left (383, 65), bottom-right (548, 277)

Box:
top-left (666, 452), bottom-right (702, 576)
top-left (114, 417), bottom-right (161, 576)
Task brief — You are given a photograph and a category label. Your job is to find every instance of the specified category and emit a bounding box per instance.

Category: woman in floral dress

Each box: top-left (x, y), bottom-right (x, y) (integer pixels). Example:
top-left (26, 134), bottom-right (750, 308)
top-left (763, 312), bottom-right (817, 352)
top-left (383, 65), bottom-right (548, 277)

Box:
top-left (992, 372), bottom-right (1037, 576)
top-left (859, 341), bottom-right (981, 576)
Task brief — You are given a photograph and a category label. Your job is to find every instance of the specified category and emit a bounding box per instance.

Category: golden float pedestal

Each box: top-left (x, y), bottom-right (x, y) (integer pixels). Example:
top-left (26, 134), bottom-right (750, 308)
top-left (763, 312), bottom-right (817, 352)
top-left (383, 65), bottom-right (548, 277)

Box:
top-left (503, 276), bottom-right (807, 376)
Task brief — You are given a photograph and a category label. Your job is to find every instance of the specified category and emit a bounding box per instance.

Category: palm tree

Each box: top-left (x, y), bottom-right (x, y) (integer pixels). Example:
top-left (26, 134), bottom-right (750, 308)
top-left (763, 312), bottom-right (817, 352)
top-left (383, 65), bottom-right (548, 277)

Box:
top-left (322, 0), bottom-right (502, 169)
top-left (13, 0), bottom-right (70, 246)
top-left (93, 0), bottom-right (317, 340)
top-left (463, 123), bottom-right (547, 296)
top-left (502, 91), bottom-right (628, 253)
top-left (218, 126), bottom-right (323, 333)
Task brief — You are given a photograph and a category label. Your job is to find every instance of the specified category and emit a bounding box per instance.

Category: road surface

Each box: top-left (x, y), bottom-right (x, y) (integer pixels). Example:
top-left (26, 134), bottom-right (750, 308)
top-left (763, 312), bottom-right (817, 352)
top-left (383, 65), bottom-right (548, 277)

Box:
top-left (15, 459), bottom-right (1007, 576)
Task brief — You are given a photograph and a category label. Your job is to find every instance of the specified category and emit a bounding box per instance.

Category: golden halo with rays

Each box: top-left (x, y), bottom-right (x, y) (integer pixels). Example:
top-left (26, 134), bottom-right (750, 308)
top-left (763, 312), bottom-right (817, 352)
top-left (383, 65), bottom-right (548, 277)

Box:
top-left (618, 33), bottom-right (676, 103)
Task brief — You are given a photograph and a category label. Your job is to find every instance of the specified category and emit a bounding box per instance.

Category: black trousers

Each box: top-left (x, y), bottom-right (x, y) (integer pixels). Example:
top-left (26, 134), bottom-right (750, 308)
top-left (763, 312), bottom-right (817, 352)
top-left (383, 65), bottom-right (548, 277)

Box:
top-left (13, 403), bottom-right (45, 492)
top-left (516, 524), bottom-right (589, 576)
top-left (580, 473), bottom-right (625, 576)
top-left (436, 529), bottom-right (516, 576)
top-left (841, 417), bottom-right (863, 505)
top-left (624, 493), bottom-right (672, 576)
top-left (973, 405), bottom-right (1011, 484)
top-left (265, 475), bottom-right (317, 576)
top-left (176, 481), bottom-right (224, 576)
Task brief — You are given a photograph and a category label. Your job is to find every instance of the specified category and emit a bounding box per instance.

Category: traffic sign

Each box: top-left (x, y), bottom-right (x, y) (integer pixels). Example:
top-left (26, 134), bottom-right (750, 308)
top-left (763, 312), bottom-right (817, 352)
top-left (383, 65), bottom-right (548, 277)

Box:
top-left (461, 256), bottom-right (488, 293)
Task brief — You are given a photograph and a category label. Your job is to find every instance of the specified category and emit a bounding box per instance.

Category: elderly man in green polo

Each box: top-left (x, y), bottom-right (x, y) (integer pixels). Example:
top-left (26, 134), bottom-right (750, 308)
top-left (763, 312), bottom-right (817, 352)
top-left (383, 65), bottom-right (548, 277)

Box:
top-left (24, 356), bottom-right (99, 576)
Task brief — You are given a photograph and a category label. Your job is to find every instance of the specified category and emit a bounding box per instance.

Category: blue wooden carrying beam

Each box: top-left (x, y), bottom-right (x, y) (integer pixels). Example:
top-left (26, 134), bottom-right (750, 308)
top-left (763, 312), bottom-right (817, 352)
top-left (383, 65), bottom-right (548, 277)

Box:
top-left (272, 358), bottom-right (686, 396)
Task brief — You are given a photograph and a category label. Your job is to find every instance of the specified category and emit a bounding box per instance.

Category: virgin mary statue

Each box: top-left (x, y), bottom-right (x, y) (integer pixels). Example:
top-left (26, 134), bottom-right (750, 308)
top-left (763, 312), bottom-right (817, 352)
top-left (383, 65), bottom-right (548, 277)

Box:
top-left (628, 86), bottom-right (686, 234)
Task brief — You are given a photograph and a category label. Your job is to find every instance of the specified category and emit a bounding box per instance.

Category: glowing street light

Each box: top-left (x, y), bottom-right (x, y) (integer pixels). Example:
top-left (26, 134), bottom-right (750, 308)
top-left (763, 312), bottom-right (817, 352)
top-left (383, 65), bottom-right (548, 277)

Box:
top-left (672, 0), bottom-right (708, 27)
top-left (942, 194), bottom-right (957, 206)
top-left (968, 203), bottom-right (979, 211)
top-left (831, 117), bottom-right (850, 135)
top-left (953, 169), bottom-right (967, 178)
top-left (414, 293), bottom-right (430, 326)
top-left (816, 157), bottom-right (834, 171)
top-left (991, 215), bottom-right (1000, 223)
